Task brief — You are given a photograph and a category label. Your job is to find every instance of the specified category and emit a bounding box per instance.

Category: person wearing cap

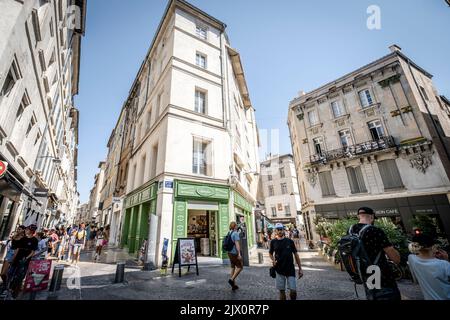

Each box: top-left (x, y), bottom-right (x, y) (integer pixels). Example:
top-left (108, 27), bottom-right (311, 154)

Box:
top-left (408, 233), bottom-right (450, 300)
top-left (349, 207), bottom-right (401, 300)
top-left (9, 225), bottom-right (38, 298)
top-left (269, 223), bottom-right (303, 300)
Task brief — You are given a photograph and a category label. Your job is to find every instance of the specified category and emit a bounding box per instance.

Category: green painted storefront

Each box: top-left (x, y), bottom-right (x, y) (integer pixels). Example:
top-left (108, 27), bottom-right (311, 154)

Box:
top-left (172, 180), bottom-right (255, 261)
top-left (121, 182), bottom-right (158, 254)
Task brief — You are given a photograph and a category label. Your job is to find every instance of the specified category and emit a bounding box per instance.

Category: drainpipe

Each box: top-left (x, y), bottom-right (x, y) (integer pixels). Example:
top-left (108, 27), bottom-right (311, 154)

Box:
top-left (406, 59), bottom-right (450, 161)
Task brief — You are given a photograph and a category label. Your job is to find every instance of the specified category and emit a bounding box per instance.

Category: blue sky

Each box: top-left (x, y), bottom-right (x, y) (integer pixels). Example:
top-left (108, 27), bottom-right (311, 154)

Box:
top-left (75, 0), bottom-right (450, 203)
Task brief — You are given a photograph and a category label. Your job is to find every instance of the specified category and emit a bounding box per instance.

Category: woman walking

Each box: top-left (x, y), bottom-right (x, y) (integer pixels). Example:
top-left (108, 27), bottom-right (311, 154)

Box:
top-left (94, 227), bottom-right (105, 261)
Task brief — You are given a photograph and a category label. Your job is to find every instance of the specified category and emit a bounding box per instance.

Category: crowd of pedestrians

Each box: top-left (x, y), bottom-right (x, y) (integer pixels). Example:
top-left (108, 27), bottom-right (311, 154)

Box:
top-left (0, 222), bottom-right (109, 299)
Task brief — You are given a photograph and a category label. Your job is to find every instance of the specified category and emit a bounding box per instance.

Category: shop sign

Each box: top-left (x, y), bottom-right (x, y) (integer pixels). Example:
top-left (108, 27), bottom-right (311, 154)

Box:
top-left (165, 180), bottom-right (174, 189)
top-left (375, 208), bottom-right (399, 216)
top-left (0, 160), bottom-right (7, 178)
top-left (196, 186), bottom-right (215, 197)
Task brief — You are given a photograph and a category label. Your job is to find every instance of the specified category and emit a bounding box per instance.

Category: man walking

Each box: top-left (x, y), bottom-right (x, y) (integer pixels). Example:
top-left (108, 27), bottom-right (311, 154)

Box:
top-left (71, 223), bottom-right (87, 265)
top-left (350, 207), bottom-right (401, 300)
top-left (269, 223), bottom-right (303, 300)
top-left (225, 222), bottom-right (242, 290)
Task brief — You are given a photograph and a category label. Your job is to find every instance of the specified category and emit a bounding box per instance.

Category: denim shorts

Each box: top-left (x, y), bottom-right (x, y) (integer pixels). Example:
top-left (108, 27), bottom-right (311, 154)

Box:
top-left (275, 272), bottom-right (296, 291)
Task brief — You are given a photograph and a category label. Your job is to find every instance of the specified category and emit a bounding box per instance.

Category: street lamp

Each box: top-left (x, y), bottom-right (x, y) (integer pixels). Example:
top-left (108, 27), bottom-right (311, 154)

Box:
top-left (37, 155), bottom-right (61, 164)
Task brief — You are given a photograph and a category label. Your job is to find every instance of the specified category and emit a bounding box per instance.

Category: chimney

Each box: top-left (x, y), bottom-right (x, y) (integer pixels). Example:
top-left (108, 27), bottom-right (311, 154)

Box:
top-left (389, 44), bottom-right (402, 53)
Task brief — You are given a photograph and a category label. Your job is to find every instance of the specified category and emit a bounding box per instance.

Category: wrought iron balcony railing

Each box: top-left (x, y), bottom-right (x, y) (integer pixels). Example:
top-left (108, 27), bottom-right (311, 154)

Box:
top-left (309, 136), bottom-right (396, 165)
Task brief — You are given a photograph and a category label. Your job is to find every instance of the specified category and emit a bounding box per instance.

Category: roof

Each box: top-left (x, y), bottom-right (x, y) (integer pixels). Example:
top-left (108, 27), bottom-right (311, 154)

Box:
top-left (290, 49), bottom-right (434, 107)
top-left (227, 46), bottom-right (252, 109)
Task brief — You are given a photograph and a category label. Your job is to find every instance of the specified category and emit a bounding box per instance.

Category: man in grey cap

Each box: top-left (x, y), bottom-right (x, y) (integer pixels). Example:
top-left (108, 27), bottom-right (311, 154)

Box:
top-left (269, 223), bottom-right (303, 300)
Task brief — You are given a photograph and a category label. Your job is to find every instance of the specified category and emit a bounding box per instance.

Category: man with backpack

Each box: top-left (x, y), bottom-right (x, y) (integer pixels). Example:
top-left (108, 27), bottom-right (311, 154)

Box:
top-left (339, 207), bottom-right (401, 300)
top-left (223, 222), bottom-right (242, 290)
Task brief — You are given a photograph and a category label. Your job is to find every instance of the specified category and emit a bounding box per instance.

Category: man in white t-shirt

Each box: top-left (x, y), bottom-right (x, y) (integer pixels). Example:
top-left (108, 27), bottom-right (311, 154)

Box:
top-left (408, 233), bottom-right (450, 300)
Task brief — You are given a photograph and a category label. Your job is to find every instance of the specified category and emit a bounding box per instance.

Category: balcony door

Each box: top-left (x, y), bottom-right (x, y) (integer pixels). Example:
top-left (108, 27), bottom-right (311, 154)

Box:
top-left (368, 120), bottom-right (385, 141)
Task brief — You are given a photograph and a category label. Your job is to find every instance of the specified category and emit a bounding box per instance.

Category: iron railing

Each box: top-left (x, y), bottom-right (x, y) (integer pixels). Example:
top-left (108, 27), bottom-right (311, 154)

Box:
top-left (310, 136), bottom-right (396, 165)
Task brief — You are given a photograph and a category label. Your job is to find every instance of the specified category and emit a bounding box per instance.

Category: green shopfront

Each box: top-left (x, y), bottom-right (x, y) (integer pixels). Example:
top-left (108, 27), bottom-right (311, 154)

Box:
top-left (172, 180), bottom-right (255, 261)
top-left (121, 182), bottom-right (158, 254)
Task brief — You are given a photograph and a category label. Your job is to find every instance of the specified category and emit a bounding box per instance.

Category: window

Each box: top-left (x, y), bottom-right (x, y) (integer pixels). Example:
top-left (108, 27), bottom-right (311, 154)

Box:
top-left (48, 50), bottom-right (56, 66)
top-left (378, 159), bottom-right (403, 190)
top-left (281, 183), bottom-right (288, 195)
top-left (26, 116), bottom-right (37, 137)
top-left (339, 129), bottom-right (352, 148)
top-left (285, 205), bottom-right (291, 216)
top-left (279, 167), bottom-right (285, 178)
top-left (419, 86), bottom-right (429, 101)
top-left (151, 145), bottom-right (158, 178)
top-left (313, 137), bottom-right (324, 156)
top-left (346, 167), bottom-right (367, 194)
top-left (195, 90), bottom-right (206, 114)
top-left (268, 174), bottom-right (272, 181)
top-left (331, 101), bottom-right (344, 118)
top-left (146, 109), bottom-right (152, 131)
top-left (196, 53), bottom-right (207, 69)
top-left (32, 10), bottom-right (42, 42)
top-left (368, 120), bottom-right (385, 140)
top-left (318, 171), bottom-right (336, 196)
top-left (49, 19), bottom-right (54, 37)
top-left (193, 139), bottom-right (210, 176)
top-left (271, 207), bottom-right (277, 217)
top-left (38, 50), bottom-right (46, 73)
top-left (34, 131), bottom-right (41, 146)
top-left (359, 89), bottom-right (373, 108)
top-left (157, 92), bottom-right (163, 115)
top-left (1, 61), bottom-right (20, 98)
top-left (196, 24), bottom-right (207, 40)
top-left (308, 110), bottom-right (319, 126)
top-left (16, 95), bottom-right (29, 121)
top-left (268, 185), bottom-right (274, 196)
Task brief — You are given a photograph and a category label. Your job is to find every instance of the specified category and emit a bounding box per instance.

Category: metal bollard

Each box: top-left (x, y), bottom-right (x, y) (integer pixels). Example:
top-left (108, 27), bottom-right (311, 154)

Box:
top-left (258, 252), bottom-right (264, 264)
top-left (49, 265), bottom-right (65, 292)
top-left (114, 261), bottom-right (125, 283)
top-left (143, 262), bottom-right (156, 271)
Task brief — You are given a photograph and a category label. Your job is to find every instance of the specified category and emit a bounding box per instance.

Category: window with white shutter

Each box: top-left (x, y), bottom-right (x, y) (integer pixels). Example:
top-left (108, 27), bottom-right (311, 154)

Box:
top-left (319, 171), bottom-right (336, 196)
top-left (378, 159), bottom-right (403, 190)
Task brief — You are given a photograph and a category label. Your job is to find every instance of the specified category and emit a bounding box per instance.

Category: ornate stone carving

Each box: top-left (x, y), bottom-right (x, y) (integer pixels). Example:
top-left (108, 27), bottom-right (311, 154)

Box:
top-left (410, 153), bottom-right (433, 174)
top-left (306, 171), bottom-right (318, 187)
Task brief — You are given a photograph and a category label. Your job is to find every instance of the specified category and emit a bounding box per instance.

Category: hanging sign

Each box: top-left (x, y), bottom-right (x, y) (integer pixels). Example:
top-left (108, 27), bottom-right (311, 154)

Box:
top-left (0, 160), bottom-right (7, 178)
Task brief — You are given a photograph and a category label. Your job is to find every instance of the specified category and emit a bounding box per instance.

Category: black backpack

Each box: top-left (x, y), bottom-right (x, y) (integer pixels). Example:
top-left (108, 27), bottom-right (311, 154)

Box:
top-left (338, 224), bottom-right (382, 285)
top-left (222, 231), bottom-right (235, 252)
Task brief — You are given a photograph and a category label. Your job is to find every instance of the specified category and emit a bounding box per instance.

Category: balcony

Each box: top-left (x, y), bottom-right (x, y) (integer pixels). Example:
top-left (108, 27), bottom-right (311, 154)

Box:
top-left (309, 136), bottom-right (396, 165)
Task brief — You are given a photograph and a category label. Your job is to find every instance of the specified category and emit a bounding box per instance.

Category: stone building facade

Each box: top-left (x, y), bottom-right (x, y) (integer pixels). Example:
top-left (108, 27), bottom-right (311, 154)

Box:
top-left (288, 45), bottom-right (450, 241)
top-left (0, 0), bottom-right (85, 245)
top-left (258, 154), bottom-right (302, 226)
top-left (97, 0), bottom-right (261, 267)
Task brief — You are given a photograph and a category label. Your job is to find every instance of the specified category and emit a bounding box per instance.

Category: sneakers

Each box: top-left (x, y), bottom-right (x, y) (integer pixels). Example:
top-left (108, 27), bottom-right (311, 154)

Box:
top-left (228, 279), bottom-right (239, 290)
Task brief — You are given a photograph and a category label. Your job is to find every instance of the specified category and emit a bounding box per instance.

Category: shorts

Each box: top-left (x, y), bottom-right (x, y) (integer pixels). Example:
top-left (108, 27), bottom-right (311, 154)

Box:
top-left (275, 272), bottom-right (296, 291)
top-left (227, 253), bottom-right (243, 269)
top-left (72, 244), bottom-right (83, 255)
top-left (96, 239), bottom-right (104, 247)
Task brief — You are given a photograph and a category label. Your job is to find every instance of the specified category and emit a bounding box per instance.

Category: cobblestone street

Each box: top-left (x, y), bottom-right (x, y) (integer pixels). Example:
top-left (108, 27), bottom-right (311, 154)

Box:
top-left (29, 246), bottom-right (423, 300)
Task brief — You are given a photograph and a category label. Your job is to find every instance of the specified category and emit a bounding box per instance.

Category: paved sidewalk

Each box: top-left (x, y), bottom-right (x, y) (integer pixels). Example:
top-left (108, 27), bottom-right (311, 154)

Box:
top-left (25, 246), bottom-right (423, 300)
